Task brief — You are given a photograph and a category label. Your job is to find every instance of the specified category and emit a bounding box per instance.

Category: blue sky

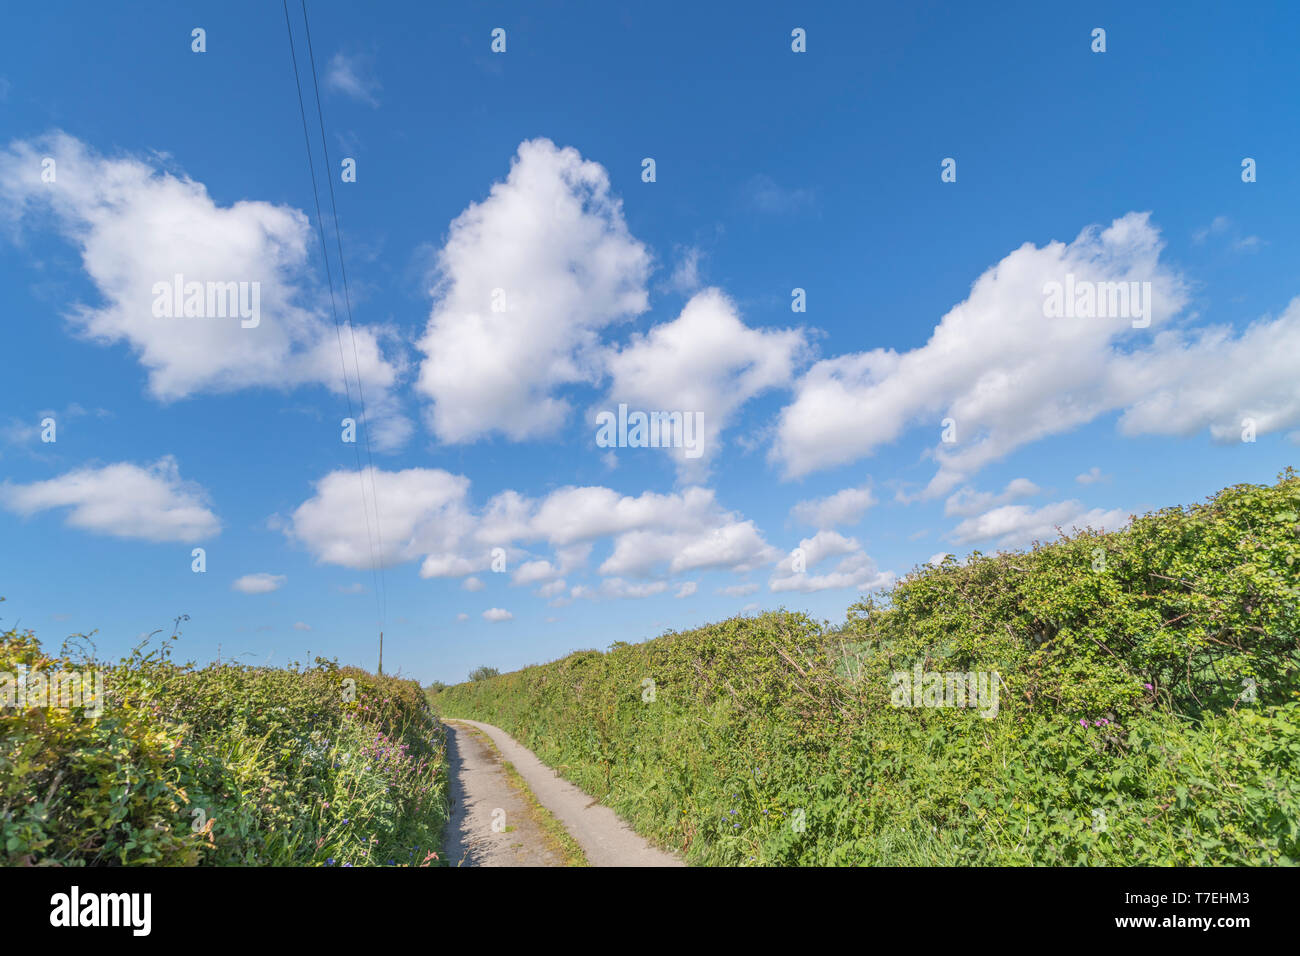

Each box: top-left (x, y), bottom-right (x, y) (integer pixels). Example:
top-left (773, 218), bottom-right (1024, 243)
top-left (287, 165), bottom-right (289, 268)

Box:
top-left (1, 1), bottom-right (1297, 684)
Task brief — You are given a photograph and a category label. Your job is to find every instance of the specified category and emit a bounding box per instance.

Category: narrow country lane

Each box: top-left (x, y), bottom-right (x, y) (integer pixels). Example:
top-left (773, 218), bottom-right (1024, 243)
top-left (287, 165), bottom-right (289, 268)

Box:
top-left (442, 719), bottom-right (684, 867)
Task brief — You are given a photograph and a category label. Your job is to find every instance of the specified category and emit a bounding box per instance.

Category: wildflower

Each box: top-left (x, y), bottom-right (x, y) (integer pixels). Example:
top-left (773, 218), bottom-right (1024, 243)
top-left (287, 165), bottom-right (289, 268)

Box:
top-left (1144, 683), bottom-right (1153, 690)
top-left (1079, 718), bottom-right (1088, 727)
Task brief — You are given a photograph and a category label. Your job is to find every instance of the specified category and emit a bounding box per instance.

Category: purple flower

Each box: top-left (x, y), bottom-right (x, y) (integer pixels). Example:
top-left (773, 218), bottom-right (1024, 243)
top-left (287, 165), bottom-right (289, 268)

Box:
top-left (1079, 718), bottom-right (1088, 727)
top-left (1144, 683), bottom-right (1153, 691)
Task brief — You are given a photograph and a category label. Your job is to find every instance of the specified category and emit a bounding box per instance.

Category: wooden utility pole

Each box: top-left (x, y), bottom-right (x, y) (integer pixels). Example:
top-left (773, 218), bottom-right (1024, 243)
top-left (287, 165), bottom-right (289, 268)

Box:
top-left (378, 631), bottom-right (383, 676)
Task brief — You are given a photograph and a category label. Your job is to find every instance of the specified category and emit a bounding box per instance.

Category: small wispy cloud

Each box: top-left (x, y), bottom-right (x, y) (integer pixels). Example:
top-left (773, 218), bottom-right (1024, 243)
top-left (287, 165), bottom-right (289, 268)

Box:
top-left (1192, 215), bottom-right (1262, 253)
top-left (1076, 466), bottom-right (1110, 485)
top-left (0, 418), bottom-right (37, 446)
top-left (2, 404), bottom-right (111, 449)
top-left (325, 52), bottom-right (381, 107)
top-left (233, 573), bottom-right (286, 595)
top-left (668, 246), bottom-right (704, 294)
top-left (719, 582), bottom-right (759, 597)
top-left (744, 173), bottom-right (816, 215)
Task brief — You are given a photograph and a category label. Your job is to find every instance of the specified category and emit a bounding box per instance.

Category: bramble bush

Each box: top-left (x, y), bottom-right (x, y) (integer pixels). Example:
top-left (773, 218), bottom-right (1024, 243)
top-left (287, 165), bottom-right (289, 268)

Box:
top-left (1, 620), bottom-right (449, 866)
top-left (434, 470), bottom-right (1300, 865)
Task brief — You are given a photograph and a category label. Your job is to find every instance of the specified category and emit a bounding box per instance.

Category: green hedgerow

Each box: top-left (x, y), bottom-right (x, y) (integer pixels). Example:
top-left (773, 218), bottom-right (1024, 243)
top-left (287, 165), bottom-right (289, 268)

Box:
top-left (434, 469), bottom-right (1300, 865)
top-left (1, 623), bottom-right (449, 867)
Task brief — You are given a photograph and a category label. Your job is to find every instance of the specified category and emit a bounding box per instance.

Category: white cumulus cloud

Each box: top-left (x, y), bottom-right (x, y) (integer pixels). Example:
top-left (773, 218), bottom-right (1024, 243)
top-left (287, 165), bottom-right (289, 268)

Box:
top-left (416, 138), bottom-right (651, 443)
top-left (769, 531), bottom-right (894, 594)
top-left (773, 213), bottom-right (1189, 491)
top-left (0, 133), bottom-right (409, 449)
top-left (949, 499), bottom-right (1131, 550)
top-left (1, 457), bottom-right (220, 543)
top-left (944, 478), bottom-right (1042, 517)
top-left (601, 287), bottom-right (807, 473)
top-left (789, 483), bottom-right (877, 528)
top-left (283, 469), bottom-right (779, 592)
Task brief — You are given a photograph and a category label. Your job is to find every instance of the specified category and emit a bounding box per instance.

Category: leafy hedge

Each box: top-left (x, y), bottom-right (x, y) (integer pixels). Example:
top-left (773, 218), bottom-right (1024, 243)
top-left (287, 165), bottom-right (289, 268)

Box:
top-left (435, 470), bottom-right (1300, 865)
top-left (1, 623), bottom-right (448, 866)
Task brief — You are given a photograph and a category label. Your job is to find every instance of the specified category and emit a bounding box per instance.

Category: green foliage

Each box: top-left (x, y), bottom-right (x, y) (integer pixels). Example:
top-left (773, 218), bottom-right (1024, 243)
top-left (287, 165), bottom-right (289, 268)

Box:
top-left (0, 625), bottom-right (449, 867)
top-left (467, 666), bottom-right (500, 682)
top-left (436, 470), bottom-right (1300, 865)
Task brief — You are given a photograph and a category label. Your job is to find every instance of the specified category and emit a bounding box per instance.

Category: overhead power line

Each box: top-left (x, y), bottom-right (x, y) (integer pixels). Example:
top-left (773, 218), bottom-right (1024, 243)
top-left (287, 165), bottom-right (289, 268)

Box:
top-left (297, 0), bottom-right (389, 628)
top-left (281, 0), bottom-right (388, 647)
